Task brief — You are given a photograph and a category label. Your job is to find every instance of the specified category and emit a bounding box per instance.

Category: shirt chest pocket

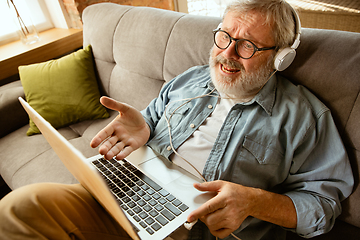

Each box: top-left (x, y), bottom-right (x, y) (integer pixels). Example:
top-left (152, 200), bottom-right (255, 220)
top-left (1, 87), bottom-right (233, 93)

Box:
top-left (165, 102), bottom-right (192, 124)
top-left (242, 136), bottom-right (283, 165)
top-left (230, 135), bottom-right (285, 188)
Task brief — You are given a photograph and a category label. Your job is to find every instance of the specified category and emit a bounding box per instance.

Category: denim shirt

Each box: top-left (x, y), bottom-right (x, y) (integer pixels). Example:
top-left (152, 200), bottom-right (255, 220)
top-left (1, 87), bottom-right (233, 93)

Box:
top-left (141, 65), bottom-right (354, 239)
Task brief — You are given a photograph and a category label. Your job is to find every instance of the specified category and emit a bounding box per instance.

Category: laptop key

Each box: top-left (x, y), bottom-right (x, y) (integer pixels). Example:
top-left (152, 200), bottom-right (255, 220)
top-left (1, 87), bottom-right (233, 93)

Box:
top-left (127, 209), bottom-right (134, 216)
top-left (161, 209), bottom-right (175, 221)
top-left (159, 189), bottom-right (169, 197)
top-left (179, 203), bottom-right (189, 212)
top-left (133, 215), bottom-right (141, 222)
top-left (116, 181), bottom-right (125, 188)
top-left (133, 206), bottom-right (142, 214)
top-left (139, 211), bottom-right (148, 219)
top-left (121, 204), bottom-right (128, 211)
top-left (132, 185), bottom-right (140, 192)
top-left (155, 215), bottom-right (169, 226)
top-left (137, 190), bottom-right (146, 196)
top-left (166, 194), bottom-right (176, 202)
top-left (146, 188), bottom-right (155, 195)
top-left (109, 158), bottom-right (117, 164)
top-left (172, 199), bottom-right (182, 207)
top-left (155, 204), bottom-right (164, 211)
top-left (132, 195), bottom-right (140, 202)
top-left (124, 198), bottom-right (134, 206)
top-left (127, 201), bottom-right (136, 208)
top-left (149, 209), bottom-right (158, 217)
top-left (117, 192), bottom-right (126, 198)
top-left (92, 160), bottom-right (100, 165)
top-left (146, 227), bottom-right (154, 235)
top-left (126, 190), bottom-right (135, 197)
top-left (149, 199), bottom-right (157, 206)
top-left (143, 194), bottom-right (151, 201)
top-left (143, 204), bottom-right (152, 212)
top-left (141, 184), bottom-right (150, 191)
top-left (145, 217), bottom-right (155, 226)
top-left (158, 198), bottom-right (167, 205)
top-left (151, 222), bottom-right (162, 231)
top-left (138, 199), bottom-right (146, 207)
top-left (165, 202), bottom-right (181, 216)
top-left (152, 193), bottom-right (161, 200)
top-left (133, 170), bottom-right (162, 191)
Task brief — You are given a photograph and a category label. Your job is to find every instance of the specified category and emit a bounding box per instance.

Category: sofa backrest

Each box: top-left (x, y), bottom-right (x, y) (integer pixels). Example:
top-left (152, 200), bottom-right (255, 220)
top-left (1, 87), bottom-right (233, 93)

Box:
top-left (82, 3), bottom-right (360, 229)
top-left (82, 4), bottom-right (220, 110)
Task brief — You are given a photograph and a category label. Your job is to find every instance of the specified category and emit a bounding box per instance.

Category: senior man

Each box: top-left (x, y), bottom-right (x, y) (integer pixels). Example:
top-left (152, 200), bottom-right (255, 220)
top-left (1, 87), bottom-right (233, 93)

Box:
top-left (0, 0), bottom-right (354, 239)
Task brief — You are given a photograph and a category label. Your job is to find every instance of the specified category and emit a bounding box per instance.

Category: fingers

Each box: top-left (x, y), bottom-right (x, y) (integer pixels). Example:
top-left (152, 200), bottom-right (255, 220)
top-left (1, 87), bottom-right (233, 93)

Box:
top-left (193, 181), bottom-right (223, 192)
top-left (114, 146), bottom-right (134, 160)
top-left (188, 181), bottom-right (248, 239)
top-left (187, 182), bottom-right (224, 223)
top-left (100, 96), bottom-right (131, 114)
top-left (90, 120), bottom-right (116, 148)
top-left (210, 227), bottom-right (235, 239)
top-left (96, 138), bottom-right (133, 160)
top-left (202, 215), bottom-right (234, 239)
top-left (188, 196), bottom-right (225, 222)
top-left (189, 201), bottom-right (236, 239)
top-left (98, 136), bottom-right (125, 159)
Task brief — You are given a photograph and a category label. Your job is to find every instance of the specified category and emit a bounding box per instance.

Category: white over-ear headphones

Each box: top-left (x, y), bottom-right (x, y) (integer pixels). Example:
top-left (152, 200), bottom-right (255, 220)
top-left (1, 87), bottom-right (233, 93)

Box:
top-left (273, 1), bottom-right (301, 71)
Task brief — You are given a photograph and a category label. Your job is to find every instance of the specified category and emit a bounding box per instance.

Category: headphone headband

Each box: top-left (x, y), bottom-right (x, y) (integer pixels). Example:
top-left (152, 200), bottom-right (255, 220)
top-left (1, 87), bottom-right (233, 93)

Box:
top-left (287, 1), bottom-right (301, 50)
top-left (274, 1), bottom-right (301, 71)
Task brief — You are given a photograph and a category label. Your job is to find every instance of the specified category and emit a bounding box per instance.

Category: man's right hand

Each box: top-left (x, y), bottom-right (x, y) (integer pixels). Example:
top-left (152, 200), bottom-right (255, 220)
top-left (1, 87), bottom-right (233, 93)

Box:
top-left (90, 96), bottom-right (150, 160)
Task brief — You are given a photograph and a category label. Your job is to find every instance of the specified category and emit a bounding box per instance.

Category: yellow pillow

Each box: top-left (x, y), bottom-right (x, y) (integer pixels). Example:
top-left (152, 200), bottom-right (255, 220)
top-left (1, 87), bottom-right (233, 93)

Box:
top-left (19, 45), bottom-right (109, 136)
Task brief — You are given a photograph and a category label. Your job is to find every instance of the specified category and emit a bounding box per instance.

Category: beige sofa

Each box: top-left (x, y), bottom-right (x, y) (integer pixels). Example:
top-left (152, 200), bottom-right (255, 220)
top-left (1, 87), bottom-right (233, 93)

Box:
top-left (0, 3), bottom-right (359, 239)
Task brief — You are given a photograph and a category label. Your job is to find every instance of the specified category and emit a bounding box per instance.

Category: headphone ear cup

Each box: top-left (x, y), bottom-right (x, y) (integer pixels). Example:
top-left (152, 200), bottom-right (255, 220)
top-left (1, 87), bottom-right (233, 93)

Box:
top-left (273, 47), bottom-right (296, 71)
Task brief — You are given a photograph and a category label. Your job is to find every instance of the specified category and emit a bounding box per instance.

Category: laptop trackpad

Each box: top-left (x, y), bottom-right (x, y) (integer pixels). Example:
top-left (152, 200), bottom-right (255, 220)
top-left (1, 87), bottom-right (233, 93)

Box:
top-left (138, 157), bottom-right (184, 185)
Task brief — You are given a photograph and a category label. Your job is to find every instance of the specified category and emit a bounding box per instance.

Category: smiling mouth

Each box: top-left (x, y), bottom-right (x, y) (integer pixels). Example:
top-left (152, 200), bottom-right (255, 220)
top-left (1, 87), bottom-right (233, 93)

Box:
top-left (221, 64), bottom-right (241, 74)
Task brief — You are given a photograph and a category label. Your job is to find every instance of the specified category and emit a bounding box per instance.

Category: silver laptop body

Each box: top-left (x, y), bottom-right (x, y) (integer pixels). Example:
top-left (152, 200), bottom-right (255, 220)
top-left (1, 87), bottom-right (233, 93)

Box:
top-left (19, 97), bottom-right (213, 240)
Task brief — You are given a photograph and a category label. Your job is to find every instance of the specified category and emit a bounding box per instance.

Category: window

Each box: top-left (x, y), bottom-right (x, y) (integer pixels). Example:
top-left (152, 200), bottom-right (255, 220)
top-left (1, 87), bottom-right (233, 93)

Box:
top-left (0, 0), bottom-right (53, 45)
top-left (174, 0), bottom-right (233, 17)
top-left (184, 0), bottom-right (229, 17)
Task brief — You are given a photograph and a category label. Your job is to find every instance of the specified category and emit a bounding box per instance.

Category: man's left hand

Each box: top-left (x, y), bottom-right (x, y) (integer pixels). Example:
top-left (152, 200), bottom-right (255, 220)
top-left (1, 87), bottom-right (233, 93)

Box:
top-left (187, 180), bottom-right (256, 239)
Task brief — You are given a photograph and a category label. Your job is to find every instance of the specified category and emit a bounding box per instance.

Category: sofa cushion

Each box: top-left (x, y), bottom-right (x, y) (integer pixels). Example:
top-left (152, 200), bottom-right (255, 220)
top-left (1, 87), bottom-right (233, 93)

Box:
top-left (0, 81), bottom-right (27, 138)
top-left (19, 45), bottom-right (109, 136)
top-left (0, 111), bottom-right (118, 189)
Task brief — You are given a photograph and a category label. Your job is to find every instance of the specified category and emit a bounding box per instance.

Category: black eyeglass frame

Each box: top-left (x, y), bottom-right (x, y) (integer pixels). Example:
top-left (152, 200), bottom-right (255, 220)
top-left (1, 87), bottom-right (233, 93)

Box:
top-left (213, 28), bottom-right (276, 59)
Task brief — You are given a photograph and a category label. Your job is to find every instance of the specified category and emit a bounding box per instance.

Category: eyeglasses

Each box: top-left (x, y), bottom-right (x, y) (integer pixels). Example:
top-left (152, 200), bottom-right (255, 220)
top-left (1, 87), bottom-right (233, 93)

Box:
top-left (213, 29), bottom-right (276, 59)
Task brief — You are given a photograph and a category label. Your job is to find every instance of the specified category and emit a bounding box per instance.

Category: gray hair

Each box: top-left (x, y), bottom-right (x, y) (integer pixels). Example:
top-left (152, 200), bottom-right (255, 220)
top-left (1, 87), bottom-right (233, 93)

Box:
top-left (223, 0), bottom-right (297, 50)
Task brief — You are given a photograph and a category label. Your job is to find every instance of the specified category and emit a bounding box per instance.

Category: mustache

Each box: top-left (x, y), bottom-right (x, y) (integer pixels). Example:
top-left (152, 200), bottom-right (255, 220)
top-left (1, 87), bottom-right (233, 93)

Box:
top-left (211, 54), bottom-right (244, 71)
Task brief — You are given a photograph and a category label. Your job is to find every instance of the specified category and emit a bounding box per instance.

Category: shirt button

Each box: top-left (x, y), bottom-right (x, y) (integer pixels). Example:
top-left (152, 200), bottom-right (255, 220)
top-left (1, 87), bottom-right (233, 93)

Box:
top-left (208, 105), bottom-right (213, 109)
top-left (167, 146), bottom-right (172, 151)
top-left (190, 123), bottom-right (195, 128)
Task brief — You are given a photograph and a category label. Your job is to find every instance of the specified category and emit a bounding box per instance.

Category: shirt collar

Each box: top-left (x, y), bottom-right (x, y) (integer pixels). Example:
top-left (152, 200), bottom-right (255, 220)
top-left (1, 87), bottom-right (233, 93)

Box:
top-left (205, 73), bottom-right (277, 116)
top-left (250, 74), bottom-right (277, 116)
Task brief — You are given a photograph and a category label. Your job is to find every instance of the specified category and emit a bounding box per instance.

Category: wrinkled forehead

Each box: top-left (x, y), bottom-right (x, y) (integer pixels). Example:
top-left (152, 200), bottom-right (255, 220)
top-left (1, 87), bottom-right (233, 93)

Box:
top-left (224, 9), bottom-right (274, 29)
top-left (222, 10), bottom-right (275, 45)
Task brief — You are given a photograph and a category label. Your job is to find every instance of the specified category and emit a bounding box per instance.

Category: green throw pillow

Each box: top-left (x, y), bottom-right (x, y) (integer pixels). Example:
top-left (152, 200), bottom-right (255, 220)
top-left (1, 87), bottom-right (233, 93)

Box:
top-left (19, 45), bottom-right (109, 136)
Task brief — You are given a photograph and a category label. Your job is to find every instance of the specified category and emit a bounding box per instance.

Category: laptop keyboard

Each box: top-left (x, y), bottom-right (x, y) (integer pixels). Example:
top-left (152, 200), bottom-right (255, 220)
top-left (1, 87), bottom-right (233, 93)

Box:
top-left (92, 157), bottom-right (189, 235)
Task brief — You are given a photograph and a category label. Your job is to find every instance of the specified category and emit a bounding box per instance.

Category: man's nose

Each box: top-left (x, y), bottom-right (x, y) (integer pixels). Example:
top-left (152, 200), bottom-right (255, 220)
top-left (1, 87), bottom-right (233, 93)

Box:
top-left (222, 41), bottom-right (239, 59)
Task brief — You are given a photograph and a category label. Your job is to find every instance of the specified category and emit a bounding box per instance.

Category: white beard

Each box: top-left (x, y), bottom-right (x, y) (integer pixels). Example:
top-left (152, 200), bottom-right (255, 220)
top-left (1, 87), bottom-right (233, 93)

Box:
top-left (209, 47), bottom-right (274, 100)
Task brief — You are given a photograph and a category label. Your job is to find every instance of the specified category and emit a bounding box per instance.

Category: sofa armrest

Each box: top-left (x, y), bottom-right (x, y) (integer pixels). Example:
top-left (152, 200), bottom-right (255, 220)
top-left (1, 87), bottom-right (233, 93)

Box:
top-left (0, 80), bottom-right (28, 138)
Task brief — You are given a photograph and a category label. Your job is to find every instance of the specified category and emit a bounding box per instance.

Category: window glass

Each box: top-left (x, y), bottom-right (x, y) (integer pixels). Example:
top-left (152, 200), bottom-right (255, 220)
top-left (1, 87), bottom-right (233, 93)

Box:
top-left (187, 0), bottom-right (227, 17)
top-left (0, 0), bottom-right (53, 44)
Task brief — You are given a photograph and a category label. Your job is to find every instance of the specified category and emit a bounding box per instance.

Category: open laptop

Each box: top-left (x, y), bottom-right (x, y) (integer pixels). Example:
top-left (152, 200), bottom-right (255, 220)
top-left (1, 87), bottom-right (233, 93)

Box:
top-left (19, 97), bottom-right (214, 240)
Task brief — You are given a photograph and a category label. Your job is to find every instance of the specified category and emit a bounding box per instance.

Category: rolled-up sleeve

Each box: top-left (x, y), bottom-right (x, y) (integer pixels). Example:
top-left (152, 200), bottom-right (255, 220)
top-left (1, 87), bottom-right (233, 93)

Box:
top-left (284, 109), bottom-right (354, 238)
